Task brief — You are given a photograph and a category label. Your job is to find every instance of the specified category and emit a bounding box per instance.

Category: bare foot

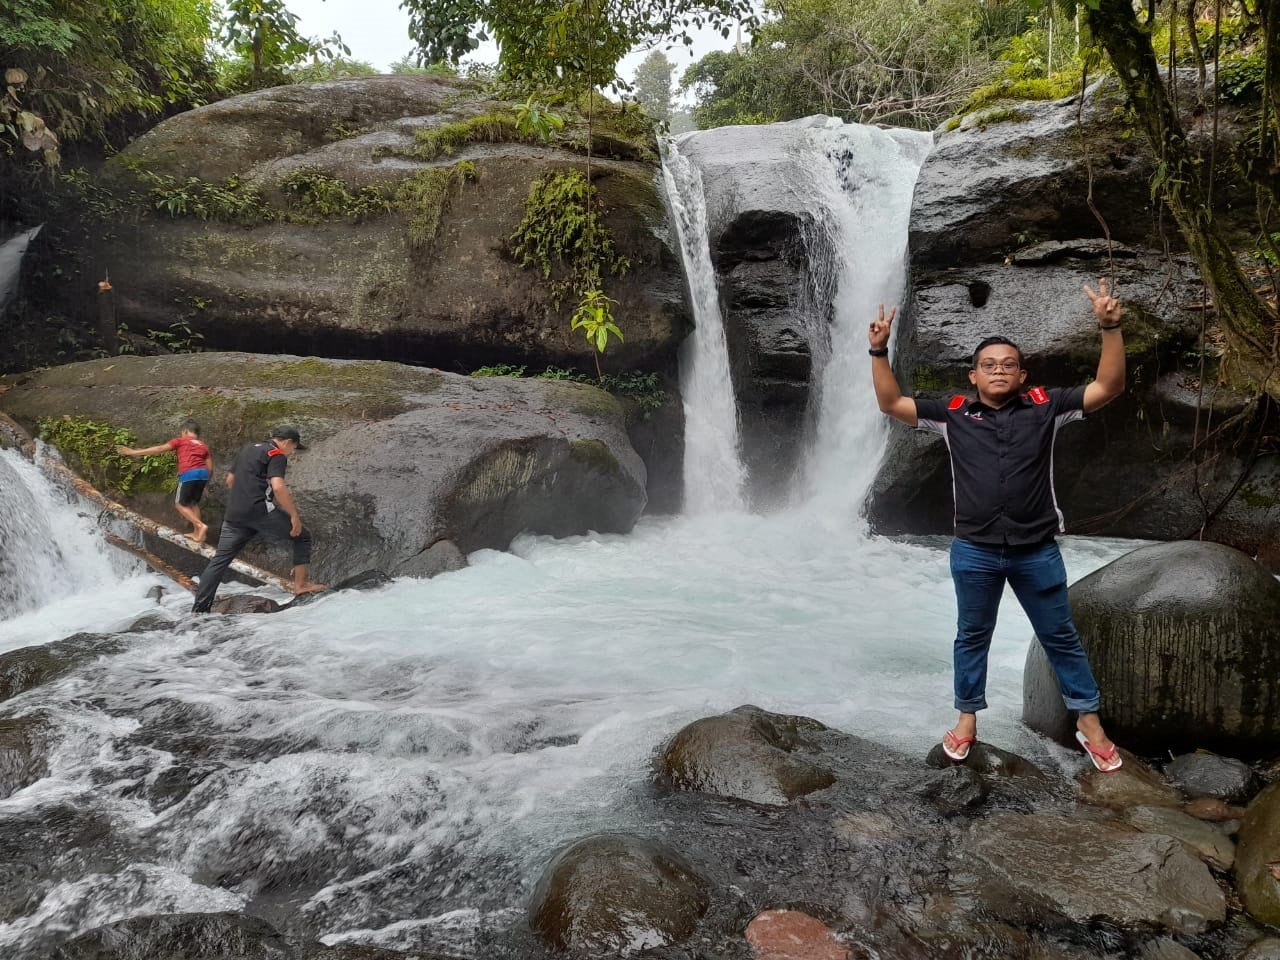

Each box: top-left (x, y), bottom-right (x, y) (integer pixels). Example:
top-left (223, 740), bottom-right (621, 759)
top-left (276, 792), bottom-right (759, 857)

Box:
top-left (191, 523), bottom-right (208, 544)
top-left (294, 582), bottom-right (327, 595)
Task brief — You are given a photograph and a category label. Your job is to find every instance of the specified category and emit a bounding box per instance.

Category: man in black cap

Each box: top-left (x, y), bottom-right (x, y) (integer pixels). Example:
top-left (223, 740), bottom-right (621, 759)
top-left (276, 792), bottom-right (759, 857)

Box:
top-left (191, 425), bottom-right (325, 613)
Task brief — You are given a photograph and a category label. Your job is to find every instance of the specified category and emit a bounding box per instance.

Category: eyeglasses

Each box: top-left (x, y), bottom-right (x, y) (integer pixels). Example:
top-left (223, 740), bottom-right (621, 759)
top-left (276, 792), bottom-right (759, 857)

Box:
top-left (977, 360), bottom-right (1020, 373)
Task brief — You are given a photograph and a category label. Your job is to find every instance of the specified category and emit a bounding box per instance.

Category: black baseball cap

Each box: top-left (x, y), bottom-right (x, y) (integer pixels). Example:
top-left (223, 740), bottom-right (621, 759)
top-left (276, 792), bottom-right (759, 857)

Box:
top-left (270, 425), bottom-right (307, 450)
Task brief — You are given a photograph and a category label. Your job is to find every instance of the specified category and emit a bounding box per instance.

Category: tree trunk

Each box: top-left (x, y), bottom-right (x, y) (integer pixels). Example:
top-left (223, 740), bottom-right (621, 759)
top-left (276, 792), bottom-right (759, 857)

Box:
top-left (1086, 0), bottom-right (1277, 368)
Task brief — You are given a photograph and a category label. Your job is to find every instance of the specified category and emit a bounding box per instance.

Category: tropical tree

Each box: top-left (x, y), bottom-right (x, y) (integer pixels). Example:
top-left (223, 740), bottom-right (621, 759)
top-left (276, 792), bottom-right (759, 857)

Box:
top-left (632, 49), bottom-right (674, 123)
top-left (219, 0), bottom-right (349, 91)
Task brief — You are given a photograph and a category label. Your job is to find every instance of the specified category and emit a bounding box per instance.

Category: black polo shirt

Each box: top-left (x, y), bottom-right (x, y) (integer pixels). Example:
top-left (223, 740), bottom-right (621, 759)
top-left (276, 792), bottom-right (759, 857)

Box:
top-left (914, 386), bottom-right (1086, 545)
top-left (224, 441), bottom-right (289, 525)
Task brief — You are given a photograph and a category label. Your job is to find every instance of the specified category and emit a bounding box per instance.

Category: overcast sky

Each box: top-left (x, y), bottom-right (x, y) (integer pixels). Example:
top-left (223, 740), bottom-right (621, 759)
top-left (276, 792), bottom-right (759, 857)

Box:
top-left (284, 0), bottom-right (738, 86)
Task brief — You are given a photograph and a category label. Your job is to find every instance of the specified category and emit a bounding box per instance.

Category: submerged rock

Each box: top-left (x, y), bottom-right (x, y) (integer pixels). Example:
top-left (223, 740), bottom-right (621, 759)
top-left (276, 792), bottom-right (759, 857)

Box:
top-left (0, 632), bottom-right (123, 705)
top-left (745, 909), bottom-right (849, 960)
top-left (1023, 541), bottom-right (1280, 757)
top-left (528, 833), bottom-right (709, 955)
top-left (211, 594), bottom-right (284, 615)
top-left (0, 712), bottom-right (51, 799)
top-left (960, 813), bottom-right (1225, 934)
top-left (1236, 782), bottom-right (1280, 926)
top-left (659, 705), bottom-right (837, 806)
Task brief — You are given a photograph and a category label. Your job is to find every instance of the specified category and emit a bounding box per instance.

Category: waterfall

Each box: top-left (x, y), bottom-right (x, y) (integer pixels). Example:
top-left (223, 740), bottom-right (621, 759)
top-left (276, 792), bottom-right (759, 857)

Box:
top-left (0, 224), bottom-right (42, 315)
top-left (659, 137), bottom-right (747, 514)
top-left (798, 123), bottom-right (933, 516)
top-left (0, 448), bottom-right (121, 621)
top-left (665, 119), bottom-right (931, 519)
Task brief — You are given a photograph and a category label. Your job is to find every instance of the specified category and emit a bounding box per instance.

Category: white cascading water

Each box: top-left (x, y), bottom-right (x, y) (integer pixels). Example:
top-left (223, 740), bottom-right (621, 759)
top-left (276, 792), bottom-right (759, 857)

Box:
top-left (0, 124), bottom-right (1139, 958)
top-left (660, 137), bottom-right (747, 514)
top-left (0, 225), bottom-right (42, 315)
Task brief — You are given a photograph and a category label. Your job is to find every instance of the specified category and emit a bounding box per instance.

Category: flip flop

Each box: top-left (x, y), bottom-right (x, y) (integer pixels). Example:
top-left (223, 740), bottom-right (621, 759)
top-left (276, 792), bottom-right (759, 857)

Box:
top-left (942, 731), bottom-right (976, 762)
top-left (1075, 730), bottom-right (1123, 773)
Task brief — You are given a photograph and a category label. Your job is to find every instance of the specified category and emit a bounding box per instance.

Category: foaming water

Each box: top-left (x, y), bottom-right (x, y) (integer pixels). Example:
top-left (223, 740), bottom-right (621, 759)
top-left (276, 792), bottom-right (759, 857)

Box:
top-left (0, 510), bottom-right (1136, 954)
top-left (0, 448), bottom-right (149, 634)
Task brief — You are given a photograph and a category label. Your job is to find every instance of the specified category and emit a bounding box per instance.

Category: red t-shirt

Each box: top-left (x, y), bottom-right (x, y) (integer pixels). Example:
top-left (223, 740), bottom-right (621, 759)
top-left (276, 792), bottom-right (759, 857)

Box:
top-left (168, 436), bottom-right (211, 473)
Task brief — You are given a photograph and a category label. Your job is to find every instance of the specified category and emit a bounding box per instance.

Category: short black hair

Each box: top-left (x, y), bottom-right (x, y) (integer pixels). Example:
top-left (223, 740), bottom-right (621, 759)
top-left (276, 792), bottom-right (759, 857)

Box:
top-left (972, 336), bottom-right (1024, 369)
top-left (181, 419), bottom-right (201, 436)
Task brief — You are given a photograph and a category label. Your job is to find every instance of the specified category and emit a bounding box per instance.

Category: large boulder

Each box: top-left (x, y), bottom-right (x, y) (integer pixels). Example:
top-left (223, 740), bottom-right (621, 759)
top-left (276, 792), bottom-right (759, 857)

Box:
top-left (869, 73), bottom-right (1280, 555)
top-left (1022, 541), bottom-right (1280, 757)
top-left (24, 76), bottom-right (685, 377)
top-left (1237, 782), bottom-right (1280, 926)
top-left (0, 353), bottom-right (647, 585)
top-left (528, 833), bottom-right (709, 955)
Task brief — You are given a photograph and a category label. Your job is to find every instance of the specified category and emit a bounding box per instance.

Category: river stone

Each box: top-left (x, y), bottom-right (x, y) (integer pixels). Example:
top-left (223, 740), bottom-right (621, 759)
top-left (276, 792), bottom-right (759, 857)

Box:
top-left (1124, 805), bottom-right (1236, 871)
top-left (528, 833), bottom-right (709, 955)
top-left (0, 354), bottom-right (647, 586)
top-left (0, 632), bottom-right (123, 705)
top-left (658, 705), bottom-right (837, 806)
top-left (1139, 940), bottom-right (1201, 960)
top-left (0, 712), bottom-right (50, 799)
top-left (1184, 797), bottom-right (1248, 823)
top-left (211, 594), bottom-right (283, 615)
top-left (923, 765), bottom-right (989, 815)
top-left (1022, 541), bottom-right (1280, 757)
top-left (392, 539), bottom-right (466, 579)
top-left (1236, 781), bottom-right (1280, 926)
top-left (962, 813), bottom-right (1225, 934)
top-left (1079, 752), bottom-right (1183, 811)
top-left (1165, 753), bottom-right (1260, 804)
top-left (745, 909), bottom-right (850, 960)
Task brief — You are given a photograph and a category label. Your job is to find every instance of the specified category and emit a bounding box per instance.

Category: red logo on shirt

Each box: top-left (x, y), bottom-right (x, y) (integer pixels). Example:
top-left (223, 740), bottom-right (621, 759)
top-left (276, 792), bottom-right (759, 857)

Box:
top-left (948, 395), bottom-right (966, 411)
top-left (1028, 386), bottom-right (1049, 405)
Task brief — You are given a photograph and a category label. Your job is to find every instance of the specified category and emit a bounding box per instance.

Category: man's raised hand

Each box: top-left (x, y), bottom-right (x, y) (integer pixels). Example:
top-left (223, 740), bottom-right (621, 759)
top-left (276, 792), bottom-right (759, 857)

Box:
top-left (869, 304), bottom-right (896, 351)
top-left (1083, 278), bottom-right (1121, 327)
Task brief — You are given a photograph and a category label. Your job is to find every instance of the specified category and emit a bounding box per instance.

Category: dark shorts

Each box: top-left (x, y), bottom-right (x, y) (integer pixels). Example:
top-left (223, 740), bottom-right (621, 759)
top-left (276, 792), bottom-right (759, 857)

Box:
top-left (176, 478), bottom-right (208, 506)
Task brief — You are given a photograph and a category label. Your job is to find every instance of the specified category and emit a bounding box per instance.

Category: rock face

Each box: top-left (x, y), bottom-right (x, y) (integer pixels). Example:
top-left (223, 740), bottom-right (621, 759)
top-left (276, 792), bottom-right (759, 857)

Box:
top-left (29, 77), bottom-right (686, 376)
top-left (1237, 782), bottom-right (1280, 926)
top-left (658, 704), bottom-right (837, 806)
top-left (868, 73), bottom-right (1280, 555)
top-left (528, 833), bottom-right (710, 955)
top-left (1022, 541), bottom-right (1280, 757)
top-left (0, 353), bottom-right (647, 585)
top-left (1165, 753), bottom-right (1260, 804)
top-left (960, 814), bottom-right (1226, 934)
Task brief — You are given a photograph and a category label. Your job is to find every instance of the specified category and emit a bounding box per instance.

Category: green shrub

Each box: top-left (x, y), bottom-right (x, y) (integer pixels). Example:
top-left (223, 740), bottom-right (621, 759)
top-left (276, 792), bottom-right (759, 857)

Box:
top-left (281, 168), bottom-right (395, 220)
top-left (396, 161), bottom-right (478, 250)
top-left (38, 417), bottom-right (176, 494)
top-left (471, 364), bottom-right (526, 376)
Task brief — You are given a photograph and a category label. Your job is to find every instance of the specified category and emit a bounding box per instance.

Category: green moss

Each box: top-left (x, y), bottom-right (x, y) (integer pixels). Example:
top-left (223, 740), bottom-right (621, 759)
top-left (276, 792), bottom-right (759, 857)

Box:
top-left (913, 368), bottom-right (947, 392)
top-left (968, 106), bottom-right (1034, 129)
top-left (953, 72), bottom-right (1078, 119)
top-left (396, 161), bottom-right (478, 250)
top-left (542, 380), bottom-right (623, 419)
top-left (403, 112), bottom-right (526, 160)
top-left (1238, 482), bottom-right (1280, 510)
top-left (569, 438), bottom-right (620, 473)
top-left (281, 168), bottom-right (396, 221)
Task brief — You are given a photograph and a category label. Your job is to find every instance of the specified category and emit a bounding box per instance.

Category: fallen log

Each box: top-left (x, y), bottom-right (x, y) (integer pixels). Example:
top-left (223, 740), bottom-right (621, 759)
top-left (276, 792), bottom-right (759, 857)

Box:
top-left (36, 452), bottom-right (295, 594)
top-left (104, 532), bottom-right (197, 593)
top-left (0, 411), bottom-right (35, 457)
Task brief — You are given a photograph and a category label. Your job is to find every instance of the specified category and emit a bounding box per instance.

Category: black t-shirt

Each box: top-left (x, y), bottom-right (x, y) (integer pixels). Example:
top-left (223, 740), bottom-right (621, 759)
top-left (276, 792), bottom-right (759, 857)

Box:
top-left (914, 386), bottom-right (1086, 545)
top-left (224, 441), bottom-right (289, 525)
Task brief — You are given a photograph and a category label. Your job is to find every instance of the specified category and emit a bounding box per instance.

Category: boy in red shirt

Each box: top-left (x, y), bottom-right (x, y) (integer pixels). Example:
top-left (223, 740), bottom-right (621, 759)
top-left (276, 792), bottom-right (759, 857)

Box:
top-left (117, 419), bottom-right (212, 542)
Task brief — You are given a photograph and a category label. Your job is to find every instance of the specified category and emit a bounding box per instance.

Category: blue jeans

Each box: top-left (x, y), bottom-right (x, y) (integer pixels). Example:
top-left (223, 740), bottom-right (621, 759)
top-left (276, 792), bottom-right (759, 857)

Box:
top-left (949, 538), bottom-right (1101, 714)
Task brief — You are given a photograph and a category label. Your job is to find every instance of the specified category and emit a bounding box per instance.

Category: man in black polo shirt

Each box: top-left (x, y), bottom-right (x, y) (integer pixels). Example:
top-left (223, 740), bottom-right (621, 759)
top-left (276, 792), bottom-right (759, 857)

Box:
top-left (191, 425), bottom-right (326, 613)
top-left (868, 280), bottom-right (1126, 773)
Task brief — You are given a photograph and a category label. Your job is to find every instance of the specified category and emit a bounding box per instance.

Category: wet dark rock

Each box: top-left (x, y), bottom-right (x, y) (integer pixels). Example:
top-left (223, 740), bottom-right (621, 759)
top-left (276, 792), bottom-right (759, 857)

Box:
top-left (48, 910), bottom-right (454, 959)
top-left (960, 813), bottom-right (1225, 934)
top-left (1023, 541), bottom-right (1280, 757)
top-left (331, 569), bottom-right (393, 592)
top-left (0, 712), bottom-right (51, 799)
top-left (2, 355), bottom-right (647, 586)
top-left (922, 765), bottom-right (988, 815)
top-left (212, 594), bottom-right (284, 614)
top-left (658, 705), bottom-right (837, 806)
top-left (1123, 805), bottom-right (1236, 871)
top-left (0, 632), bottom-right (124, 704)
top-left (1236, 782), bottom-right (1280, 926)
top-left (144, 761), bottom-right (224, 813)
top-left (1078, 752), bottom-right (1184, 811)
top-left (123, 612), bottom-right (179, 633)
top-left (528, 832), bottom-right (709, 955)
top-left (0, 804), bottom-right (117, 925)
top-left (392, 540), bottom-right (466, 579)
top-left (745, 908), bottom-right (849, 960)
top-left (1165, 753), bottom-right (1260, 804)
top-left (1139, 939), bottom-right (1201, 960)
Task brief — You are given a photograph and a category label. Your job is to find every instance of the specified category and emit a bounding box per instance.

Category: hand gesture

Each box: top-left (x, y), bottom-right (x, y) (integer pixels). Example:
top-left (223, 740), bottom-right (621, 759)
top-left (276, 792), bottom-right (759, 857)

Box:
top-left (869, 304), bottom-right (896, 351)
top-left (1083, 278), bottom-right (1121, 327)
